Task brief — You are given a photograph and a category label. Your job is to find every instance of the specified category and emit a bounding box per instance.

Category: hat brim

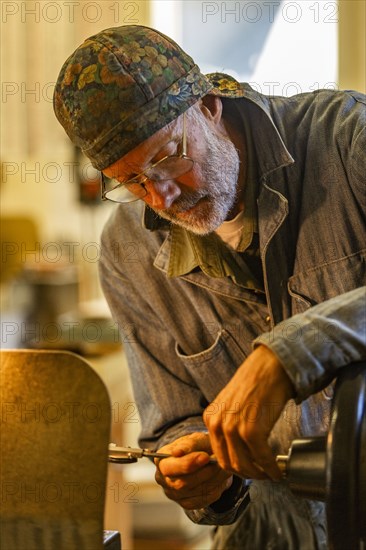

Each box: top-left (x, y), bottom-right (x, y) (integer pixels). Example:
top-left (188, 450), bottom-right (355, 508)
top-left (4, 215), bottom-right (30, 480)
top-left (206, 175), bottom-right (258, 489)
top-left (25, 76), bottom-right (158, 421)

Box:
top-left (206, 73), bottom-right (247, 98)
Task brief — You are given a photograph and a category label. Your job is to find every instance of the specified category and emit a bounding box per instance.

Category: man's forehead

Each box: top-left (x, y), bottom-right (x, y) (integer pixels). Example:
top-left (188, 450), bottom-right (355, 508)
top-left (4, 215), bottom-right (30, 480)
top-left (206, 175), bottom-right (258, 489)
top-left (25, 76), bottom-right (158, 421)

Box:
top-left (104, 117), bottom-right (180, 176)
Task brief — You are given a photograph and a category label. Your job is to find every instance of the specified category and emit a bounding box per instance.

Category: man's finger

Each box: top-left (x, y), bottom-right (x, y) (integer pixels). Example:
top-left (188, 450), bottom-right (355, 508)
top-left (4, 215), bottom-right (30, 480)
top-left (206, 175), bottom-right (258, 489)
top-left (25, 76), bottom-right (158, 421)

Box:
top-left (244, 440), bottom-right (282, 480)
top-left (155, 451), bottom-right (211, 476)
top-left (224, 432), bottom-right (269, 479)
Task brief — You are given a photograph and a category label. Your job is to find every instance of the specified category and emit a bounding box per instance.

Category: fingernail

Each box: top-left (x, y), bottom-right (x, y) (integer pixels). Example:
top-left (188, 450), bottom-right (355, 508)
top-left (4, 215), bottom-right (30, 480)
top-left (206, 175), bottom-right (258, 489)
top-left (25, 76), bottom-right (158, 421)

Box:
top-left (225, 477), bottom-right (233, 490)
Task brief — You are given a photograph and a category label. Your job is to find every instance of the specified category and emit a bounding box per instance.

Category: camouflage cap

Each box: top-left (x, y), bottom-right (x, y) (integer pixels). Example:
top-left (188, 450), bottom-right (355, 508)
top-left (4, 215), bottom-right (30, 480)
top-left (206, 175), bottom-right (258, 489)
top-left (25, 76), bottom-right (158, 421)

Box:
top-left (53, 25), bottom-right (247, 170)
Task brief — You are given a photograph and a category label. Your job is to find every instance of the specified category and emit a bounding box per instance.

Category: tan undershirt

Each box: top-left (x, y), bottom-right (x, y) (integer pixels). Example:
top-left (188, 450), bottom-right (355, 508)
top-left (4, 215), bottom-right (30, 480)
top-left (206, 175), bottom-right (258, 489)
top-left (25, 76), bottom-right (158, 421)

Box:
top-left (215, 210), bottom-right (245, 250)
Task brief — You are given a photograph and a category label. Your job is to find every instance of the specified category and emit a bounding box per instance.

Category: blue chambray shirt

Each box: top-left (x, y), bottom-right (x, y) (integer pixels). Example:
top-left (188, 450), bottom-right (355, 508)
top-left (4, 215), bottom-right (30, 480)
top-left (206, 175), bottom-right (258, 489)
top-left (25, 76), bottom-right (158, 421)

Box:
top-left (99, 85), bottom-right (366, 549)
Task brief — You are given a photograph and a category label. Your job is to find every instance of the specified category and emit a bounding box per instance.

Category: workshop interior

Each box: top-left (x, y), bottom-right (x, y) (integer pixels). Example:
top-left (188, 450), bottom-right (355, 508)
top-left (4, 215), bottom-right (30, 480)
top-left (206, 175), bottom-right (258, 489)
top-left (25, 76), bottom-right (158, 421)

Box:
top-left (1, 1), bottom-right (365, 549)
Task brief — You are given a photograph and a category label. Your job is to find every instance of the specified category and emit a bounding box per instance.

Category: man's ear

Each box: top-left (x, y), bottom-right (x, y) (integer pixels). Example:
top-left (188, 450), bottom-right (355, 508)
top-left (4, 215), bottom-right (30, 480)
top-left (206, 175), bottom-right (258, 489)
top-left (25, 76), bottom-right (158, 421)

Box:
top-left (199, 94), bottom-right (223, 125)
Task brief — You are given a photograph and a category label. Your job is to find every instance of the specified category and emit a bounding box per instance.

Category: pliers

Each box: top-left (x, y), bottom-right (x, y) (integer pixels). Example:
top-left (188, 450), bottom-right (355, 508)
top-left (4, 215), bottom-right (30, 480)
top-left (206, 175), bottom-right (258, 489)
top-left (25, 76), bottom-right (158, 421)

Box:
top-left (108, 443), bottom-right (217, 464)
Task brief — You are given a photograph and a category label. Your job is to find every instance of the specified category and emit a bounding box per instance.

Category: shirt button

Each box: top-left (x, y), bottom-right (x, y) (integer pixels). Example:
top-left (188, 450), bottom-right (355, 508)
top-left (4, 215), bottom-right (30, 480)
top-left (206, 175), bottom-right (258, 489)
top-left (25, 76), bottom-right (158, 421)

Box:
top-left (265, 316), bottom-right (271, 323)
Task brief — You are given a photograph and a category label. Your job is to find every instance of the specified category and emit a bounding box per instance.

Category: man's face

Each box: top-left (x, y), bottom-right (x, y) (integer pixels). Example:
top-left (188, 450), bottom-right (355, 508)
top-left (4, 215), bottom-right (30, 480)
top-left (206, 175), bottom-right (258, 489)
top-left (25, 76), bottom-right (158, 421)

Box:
top-left (104, 105), bottom-right (241, 235)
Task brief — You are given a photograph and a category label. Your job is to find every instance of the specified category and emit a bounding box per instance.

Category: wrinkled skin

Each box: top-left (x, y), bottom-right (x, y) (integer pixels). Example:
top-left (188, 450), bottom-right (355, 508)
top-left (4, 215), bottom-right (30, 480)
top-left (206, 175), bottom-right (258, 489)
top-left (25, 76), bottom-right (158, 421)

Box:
top-left (154, 432), bottom-right (233, 510)
top-left (203, 345), bottom-right (295, 481)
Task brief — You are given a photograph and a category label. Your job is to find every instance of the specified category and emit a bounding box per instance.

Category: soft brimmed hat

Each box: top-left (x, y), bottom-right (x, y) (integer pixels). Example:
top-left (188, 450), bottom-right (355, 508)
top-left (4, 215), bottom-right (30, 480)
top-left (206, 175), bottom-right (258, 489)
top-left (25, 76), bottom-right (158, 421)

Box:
top-left (53, 25), bottom-right (245, 170)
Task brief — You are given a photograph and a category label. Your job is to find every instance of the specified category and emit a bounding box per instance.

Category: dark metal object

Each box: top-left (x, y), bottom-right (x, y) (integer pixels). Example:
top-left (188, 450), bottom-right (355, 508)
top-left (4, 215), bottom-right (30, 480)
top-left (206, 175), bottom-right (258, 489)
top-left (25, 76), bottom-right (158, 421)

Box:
top-left (108, 444), bottom-right (173, 463)
top-left (326, 362), bottom-right (366, 550)
top-left (276, 437), bottom-right (327, 500)
top-left (103, 530), bottom-right (121, 550)
top-left (276, 362), bottom-right (366, 550)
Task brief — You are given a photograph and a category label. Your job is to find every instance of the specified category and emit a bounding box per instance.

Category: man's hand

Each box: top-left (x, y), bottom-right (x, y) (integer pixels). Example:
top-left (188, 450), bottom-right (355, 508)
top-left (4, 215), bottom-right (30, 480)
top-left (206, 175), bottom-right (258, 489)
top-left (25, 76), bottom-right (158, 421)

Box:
top-left (154, 432), bottom-right (233, 510)
top-left (203, 345), bottom-right (295, 481)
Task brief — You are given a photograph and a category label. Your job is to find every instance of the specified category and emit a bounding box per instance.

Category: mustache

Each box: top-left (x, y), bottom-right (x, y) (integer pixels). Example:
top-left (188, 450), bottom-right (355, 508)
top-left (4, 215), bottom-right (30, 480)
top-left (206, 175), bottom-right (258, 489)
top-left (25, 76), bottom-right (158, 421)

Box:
top-left (168, 192), bottom-right (207, 214)
top-left (151, 184), bottom-right (209, 215)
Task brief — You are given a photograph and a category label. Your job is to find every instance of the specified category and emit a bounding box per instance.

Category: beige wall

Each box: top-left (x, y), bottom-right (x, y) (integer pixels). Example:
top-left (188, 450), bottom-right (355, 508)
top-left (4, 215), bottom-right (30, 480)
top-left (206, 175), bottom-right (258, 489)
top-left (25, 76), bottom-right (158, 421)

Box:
top-left (1, 1), bottom-right (150, 157)
top-left (1, 1), bottom-right (150, 244)
top-left (338, 0), bottom-right (366, 92)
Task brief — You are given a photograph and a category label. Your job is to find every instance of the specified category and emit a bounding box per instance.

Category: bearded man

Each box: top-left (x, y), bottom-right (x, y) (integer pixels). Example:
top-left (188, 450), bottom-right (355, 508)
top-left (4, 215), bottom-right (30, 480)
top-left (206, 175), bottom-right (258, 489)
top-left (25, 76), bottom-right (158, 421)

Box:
top-left (54, 25), bottom-right (366, 549)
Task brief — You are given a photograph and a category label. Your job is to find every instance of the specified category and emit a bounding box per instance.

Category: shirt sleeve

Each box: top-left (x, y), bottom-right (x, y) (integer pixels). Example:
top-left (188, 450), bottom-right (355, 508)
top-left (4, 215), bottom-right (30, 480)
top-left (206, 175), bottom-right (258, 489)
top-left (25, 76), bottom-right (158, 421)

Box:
top-left (254, 286), bottom-right (366, 402)
top-left (186, 476), bottom-right (251, 525)
top-left (344, 91), bottom-right (366, 210)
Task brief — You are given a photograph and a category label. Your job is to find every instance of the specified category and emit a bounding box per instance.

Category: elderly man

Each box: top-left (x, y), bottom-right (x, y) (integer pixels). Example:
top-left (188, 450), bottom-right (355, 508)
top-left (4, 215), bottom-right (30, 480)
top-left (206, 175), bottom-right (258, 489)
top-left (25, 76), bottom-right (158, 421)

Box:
top-left (54, 25), bottom-right (365, 549)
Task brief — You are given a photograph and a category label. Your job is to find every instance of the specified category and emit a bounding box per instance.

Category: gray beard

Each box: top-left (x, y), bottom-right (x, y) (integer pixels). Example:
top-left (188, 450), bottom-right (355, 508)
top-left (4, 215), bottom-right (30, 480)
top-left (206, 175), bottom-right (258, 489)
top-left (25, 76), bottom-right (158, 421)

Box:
top-left (155, 123), bottom-right (240, 235)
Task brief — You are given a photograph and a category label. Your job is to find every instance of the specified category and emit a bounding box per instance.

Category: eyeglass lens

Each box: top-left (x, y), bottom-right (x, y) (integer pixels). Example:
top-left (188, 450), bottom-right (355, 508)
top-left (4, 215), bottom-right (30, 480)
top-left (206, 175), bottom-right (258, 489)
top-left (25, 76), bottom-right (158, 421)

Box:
top-left (103, 113), bottom-right (193, 203)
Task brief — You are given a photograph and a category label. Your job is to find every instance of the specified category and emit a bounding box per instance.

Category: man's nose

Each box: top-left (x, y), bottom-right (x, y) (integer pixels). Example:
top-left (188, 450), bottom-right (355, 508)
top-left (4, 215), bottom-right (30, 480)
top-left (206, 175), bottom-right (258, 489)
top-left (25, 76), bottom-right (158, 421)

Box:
top-left (144, 180), bottom-right (181, 210)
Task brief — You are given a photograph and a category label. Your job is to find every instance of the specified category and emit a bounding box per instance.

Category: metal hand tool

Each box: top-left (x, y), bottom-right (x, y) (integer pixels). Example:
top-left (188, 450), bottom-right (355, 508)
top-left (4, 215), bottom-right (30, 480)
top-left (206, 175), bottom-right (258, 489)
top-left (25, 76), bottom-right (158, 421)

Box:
top-left (108, 443), bottom-right (217, 464)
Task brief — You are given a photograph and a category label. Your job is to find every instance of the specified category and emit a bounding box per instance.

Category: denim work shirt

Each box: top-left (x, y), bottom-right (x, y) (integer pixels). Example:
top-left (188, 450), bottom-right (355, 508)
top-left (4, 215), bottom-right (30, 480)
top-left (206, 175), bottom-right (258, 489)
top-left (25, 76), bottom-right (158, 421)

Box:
top-left (99, 85), bottom-right (366, 549)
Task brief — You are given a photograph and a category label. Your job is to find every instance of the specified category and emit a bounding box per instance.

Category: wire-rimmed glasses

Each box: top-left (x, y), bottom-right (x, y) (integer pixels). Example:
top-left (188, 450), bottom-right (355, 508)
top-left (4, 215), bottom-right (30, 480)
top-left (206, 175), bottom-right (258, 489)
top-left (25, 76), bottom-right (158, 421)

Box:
top-left (101, 113), bottom-right (194, 203)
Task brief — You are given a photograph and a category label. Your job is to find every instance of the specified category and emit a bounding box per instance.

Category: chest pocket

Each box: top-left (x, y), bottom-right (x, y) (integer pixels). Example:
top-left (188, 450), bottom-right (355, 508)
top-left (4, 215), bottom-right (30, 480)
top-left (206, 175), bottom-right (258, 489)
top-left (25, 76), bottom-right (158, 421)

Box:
top-left (288, 249), bottom-right (366, 315)
top-left (175, 329), bottom-right (246, 403)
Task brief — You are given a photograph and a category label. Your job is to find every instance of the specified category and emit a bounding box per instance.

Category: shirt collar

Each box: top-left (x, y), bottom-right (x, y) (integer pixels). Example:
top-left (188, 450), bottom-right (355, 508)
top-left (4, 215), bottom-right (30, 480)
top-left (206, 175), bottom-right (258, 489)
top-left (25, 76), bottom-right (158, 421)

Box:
top-left (154, 226), bottom-right (263, 291)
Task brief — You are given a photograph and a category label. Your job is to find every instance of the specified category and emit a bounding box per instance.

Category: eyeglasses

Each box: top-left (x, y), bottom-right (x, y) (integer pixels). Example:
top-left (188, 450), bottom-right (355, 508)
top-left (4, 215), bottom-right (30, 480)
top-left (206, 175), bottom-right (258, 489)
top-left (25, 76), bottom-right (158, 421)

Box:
top-left (101, 113), bottom-right (194, 203)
